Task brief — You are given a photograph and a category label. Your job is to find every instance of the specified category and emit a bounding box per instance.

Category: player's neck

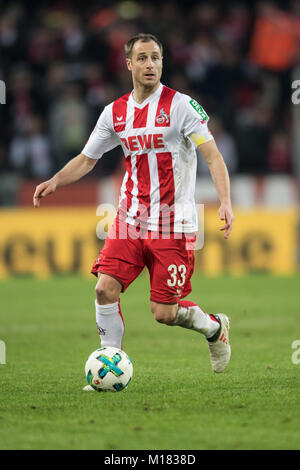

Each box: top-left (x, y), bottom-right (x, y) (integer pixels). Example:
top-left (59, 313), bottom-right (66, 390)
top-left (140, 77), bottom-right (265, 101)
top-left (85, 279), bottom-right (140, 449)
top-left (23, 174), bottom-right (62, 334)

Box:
top-left (132, 81), bottom-right (160, 104)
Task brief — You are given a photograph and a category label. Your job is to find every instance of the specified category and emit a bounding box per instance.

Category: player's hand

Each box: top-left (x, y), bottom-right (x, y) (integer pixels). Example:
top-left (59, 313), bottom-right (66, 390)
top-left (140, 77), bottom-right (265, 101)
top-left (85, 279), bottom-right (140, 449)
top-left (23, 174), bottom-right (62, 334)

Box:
top-left (219, 202), bottom-right (234, 239)
top-left (33, 178), bottom-right (57, 208)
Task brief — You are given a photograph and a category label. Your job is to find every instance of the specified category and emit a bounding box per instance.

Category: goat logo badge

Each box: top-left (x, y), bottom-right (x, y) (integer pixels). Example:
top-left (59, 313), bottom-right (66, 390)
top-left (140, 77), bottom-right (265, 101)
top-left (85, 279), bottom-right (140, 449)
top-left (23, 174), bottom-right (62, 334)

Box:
top-left (156, 108), bottom-right (169, 125)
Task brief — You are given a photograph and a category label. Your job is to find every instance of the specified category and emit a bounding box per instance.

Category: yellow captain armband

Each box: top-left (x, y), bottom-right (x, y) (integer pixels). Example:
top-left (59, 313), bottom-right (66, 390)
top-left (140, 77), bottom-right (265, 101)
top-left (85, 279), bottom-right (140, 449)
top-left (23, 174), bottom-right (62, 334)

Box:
top-left (190, 133), bottom-right (206, 146)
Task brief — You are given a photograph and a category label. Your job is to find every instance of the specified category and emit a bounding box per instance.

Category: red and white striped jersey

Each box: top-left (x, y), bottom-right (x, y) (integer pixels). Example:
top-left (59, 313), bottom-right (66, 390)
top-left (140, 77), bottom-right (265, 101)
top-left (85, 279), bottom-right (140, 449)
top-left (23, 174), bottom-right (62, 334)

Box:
top-left (82, 83), bottom-right (213, 233)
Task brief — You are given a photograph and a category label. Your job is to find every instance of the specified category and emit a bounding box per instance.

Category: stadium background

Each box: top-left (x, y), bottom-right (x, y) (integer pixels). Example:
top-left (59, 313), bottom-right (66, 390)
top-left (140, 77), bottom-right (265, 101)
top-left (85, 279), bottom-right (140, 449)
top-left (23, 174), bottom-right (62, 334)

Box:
top-left (0, 0), bottom-right (299, 277)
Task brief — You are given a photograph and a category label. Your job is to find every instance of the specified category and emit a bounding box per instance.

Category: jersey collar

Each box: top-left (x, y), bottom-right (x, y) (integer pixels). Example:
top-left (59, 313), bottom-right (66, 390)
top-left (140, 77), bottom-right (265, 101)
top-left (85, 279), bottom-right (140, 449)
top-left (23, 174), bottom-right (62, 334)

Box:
top-left (130, 82), bottom-right (163, 108)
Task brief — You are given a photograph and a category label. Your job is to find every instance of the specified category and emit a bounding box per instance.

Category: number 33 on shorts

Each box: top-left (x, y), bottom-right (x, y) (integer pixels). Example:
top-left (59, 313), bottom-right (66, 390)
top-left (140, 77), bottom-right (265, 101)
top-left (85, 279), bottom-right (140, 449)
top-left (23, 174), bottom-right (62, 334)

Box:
top-left (167, 264), bottom-right (187, 287)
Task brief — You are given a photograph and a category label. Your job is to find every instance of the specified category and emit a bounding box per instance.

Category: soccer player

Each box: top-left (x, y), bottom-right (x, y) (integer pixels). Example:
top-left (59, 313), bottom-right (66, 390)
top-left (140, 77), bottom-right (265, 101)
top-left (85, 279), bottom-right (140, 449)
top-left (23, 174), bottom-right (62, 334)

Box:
top-left (33, 33), bottom-right (234, 388)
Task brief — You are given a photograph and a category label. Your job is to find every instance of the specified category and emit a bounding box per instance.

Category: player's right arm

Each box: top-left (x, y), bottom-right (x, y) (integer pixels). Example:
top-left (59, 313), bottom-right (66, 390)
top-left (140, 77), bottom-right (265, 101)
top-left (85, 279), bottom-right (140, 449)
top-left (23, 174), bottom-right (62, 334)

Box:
top-left (33, 103), bottom-right (120, 208)
top-left (33, 153), bottom-right (97, 207)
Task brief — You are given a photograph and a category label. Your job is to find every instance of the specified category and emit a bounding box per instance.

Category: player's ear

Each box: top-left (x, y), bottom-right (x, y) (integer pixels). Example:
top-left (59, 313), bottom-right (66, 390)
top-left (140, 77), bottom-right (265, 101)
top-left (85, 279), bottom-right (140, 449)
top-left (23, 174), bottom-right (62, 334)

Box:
top-left (126, 58), bottom-right (132, 71)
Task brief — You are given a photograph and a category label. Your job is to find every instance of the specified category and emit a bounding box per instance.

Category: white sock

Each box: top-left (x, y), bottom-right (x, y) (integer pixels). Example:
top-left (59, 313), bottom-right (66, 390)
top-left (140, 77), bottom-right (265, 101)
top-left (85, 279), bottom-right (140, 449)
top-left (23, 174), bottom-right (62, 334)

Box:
top-left (95, 300), bottom-right (124, 349)
top-left (172, 303), bottom-right (220, 339)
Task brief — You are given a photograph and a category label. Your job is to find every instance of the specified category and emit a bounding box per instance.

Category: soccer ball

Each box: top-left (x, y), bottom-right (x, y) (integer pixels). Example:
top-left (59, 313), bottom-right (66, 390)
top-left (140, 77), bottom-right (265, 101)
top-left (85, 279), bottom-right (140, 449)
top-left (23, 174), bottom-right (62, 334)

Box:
top-left (85, 346), bottom-right (133, 392)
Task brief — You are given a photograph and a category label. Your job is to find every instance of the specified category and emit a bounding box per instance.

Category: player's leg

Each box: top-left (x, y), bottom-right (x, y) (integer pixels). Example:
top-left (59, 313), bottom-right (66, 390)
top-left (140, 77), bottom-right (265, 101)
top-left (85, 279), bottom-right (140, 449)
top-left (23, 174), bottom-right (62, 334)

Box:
top-left (147, 235), bottom-right (230, 372)
top-left (94, 273), bottom-right (124, 349)
top-left (91, 218), bottom-right (145, 350)
top-left (95, 272), bottom-right (122, 305)
top-left (171, 300), bottom-right (230, 373)
top-left (148, 237), bottom-right (220, 338)
top-left (149, 302), bottom-right (178, 325)
top-left (150, 299), bottom-right (230, 374)
top-left (150, 299), bottom-right (220, 339)
top-left (83, 273), bottom-right (125, 392)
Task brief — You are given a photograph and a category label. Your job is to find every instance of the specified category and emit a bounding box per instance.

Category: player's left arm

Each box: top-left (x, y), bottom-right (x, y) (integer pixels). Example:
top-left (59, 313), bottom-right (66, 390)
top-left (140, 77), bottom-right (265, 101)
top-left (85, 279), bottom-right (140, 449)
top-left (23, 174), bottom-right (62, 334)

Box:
top-left (198, 139), bottom-right (234, 239)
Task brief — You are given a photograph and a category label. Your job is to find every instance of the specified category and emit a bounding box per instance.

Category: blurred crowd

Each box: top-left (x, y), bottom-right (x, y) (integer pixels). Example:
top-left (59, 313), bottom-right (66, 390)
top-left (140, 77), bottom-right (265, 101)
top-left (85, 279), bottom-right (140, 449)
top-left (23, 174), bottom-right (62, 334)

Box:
top-left (0, 0), bottom-right (299, 185)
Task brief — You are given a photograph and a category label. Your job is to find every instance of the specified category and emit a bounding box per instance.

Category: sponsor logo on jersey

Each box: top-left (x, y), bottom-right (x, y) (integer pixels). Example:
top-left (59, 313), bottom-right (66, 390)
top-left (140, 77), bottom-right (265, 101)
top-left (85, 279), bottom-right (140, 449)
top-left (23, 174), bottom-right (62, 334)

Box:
top-left (189, 99), bottom-right (208, 123)
top-left (156, 108), bottom-right (170, 125)
top-left (121, 133), bottom-right (165, 152)
top-left (115, 118), bottom-right (126, 126)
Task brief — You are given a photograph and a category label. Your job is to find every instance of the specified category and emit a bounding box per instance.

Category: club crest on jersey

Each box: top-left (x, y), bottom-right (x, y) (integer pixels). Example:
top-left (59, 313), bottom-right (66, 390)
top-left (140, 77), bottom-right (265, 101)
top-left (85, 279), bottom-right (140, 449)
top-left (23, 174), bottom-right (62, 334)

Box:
top-left (156, 108), bottom-right (169, 125)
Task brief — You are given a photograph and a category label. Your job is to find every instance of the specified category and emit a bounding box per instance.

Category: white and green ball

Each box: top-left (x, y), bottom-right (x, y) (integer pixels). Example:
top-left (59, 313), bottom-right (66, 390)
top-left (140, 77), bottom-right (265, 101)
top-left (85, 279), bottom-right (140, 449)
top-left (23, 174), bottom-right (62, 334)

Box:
top-left (85, 346), bottom-right (133, 392)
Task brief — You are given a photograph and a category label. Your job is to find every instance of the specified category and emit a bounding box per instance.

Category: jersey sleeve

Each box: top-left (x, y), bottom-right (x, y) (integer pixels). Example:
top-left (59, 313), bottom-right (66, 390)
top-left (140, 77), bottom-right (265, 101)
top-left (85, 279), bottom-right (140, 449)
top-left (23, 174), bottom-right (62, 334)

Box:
top-left (179, 94), bottom-right (214, 147)
top-left (81, 105), bottom-right (120, 159)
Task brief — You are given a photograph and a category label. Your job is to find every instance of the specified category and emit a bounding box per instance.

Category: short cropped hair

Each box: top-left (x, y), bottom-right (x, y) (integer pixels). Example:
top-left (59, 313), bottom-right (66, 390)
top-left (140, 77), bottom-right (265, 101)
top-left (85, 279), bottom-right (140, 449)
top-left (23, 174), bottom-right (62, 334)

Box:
top-left (125, 33), bottom-right (163, 58)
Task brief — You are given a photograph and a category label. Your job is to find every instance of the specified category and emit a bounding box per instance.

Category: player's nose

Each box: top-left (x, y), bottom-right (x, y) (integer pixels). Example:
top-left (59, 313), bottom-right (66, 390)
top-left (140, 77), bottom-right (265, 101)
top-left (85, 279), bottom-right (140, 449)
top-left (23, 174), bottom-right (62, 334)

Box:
top-left (145, 57), bottom-right (154, 68)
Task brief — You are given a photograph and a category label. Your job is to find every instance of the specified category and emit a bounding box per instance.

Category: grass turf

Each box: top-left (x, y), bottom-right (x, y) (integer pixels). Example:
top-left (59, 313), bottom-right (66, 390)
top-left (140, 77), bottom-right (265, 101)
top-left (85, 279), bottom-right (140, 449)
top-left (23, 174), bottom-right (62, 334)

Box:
top-left (0, 273), bottom-right (299, 450)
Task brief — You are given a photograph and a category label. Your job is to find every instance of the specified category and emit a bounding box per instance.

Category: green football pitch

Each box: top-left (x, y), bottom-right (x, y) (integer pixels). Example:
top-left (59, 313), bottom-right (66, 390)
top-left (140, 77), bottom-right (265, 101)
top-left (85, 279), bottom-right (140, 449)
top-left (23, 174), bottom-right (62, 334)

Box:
top-left (0, 273), bottom-right (299, 450)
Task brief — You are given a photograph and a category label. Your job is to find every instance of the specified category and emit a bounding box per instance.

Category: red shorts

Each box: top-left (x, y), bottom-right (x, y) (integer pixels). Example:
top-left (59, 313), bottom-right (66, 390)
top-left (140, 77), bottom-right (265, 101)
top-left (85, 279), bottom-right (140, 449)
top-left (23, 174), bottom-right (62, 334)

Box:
top-left (91, 219), bottom-right (196, 304)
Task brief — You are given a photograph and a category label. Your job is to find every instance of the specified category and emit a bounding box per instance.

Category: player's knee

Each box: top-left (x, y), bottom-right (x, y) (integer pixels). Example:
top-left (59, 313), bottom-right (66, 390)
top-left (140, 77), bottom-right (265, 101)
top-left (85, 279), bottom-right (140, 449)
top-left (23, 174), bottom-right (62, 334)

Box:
top-left (95, 276), bottom-right (121, 304)
top-left (151, 303), bottom-right (177, 325)
top-left (155, 313), bottom-right (174, 325)
top-left (95, 285), bottom-right (119, 304)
